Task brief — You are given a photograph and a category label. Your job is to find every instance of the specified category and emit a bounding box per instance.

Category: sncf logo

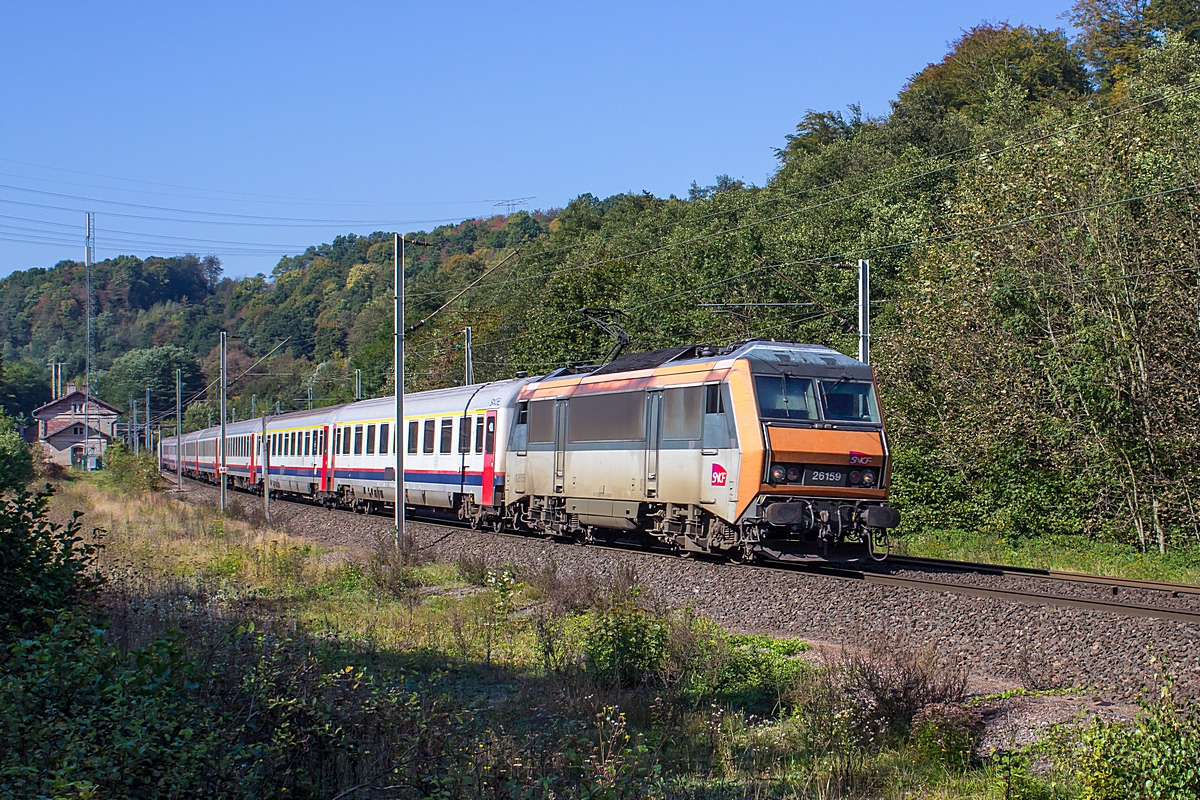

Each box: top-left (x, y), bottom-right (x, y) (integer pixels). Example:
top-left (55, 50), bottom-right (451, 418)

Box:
top-left (711, 464), bottom-right (728, 487)
top-left (849, 452), bottom-right (874, 466)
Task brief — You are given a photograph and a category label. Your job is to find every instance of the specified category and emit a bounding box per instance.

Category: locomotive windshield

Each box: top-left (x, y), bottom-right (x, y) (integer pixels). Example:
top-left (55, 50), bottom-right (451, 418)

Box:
top-left (818, 379), bottom-right (880, 423)
top-left (754, 374), bottom-right (881, 424)
top-left (754, 375), bottom-right (818, 420)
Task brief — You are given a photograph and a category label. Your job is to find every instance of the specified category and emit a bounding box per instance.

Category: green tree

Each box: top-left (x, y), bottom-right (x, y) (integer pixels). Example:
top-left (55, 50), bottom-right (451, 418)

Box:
top-left (0, 356), bottom-right (51, 420)
top-left (901, 23), bottom-right (1089, 114)
top-left (98, 346), bottom-right (204, 413)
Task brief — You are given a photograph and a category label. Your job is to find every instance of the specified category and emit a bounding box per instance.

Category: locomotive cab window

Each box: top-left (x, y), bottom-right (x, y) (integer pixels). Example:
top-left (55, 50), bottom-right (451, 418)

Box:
top-left (754, 375), bottom-right (817, 421)
top-left (819, 380), bottom-right (881, 423)
top-left (703, 383), bottom-right (736, 449)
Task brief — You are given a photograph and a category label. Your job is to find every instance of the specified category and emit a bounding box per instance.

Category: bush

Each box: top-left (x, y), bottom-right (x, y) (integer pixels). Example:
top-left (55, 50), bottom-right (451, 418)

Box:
top-left (0, 486), bottom-right (101, 633)
top-left (103, 441), bottom-right (161, 493)
top-left (1074, 685), bottom-right (1200, 799)
top-left (910, 702), bottom-right (984, 770)
top-left (0, 415), bottom-right (33, 492)
top-left (584, 592), bottom-right (668, 688)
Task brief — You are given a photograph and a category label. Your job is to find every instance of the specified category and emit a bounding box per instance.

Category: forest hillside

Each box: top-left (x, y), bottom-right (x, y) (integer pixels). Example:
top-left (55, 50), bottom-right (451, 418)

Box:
top-left (2, 1), bottom-right (1198, 553)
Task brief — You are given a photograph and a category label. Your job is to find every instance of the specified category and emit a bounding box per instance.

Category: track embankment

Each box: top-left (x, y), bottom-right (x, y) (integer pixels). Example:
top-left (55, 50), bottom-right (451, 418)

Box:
top-left (172, 480), bottom-right (1200, 701)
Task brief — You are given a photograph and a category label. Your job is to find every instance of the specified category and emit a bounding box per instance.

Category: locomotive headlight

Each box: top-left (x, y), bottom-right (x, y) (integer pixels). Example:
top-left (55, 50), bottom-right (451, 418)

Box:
top-left (786, 467), bottom-right (801, 482)
top-left (862, 470), bottom-right (876, 485)
top-left (849, 470), bottom-right (862, 484)
top-left (770, 464), bottom-right (787, 483)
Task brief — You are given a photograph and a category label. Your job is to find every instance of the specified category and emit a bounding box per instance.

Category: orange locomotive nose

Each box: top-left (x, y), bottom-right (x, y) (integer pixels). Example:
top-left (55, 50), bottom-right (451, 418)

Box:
top-left (766, 426), bottom-right (883, 466)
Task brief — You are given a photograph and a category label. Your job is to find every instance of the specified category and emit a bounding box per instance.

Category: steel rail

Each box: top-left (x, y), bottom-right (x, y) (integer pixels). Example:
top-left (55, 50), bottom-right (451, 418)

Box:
top-left (773, 561), bottom-right (1200, 626)
top-left (166, 473), bottom-right (1200, 626)
top-left (880, 554), bottom-right (1200, 597)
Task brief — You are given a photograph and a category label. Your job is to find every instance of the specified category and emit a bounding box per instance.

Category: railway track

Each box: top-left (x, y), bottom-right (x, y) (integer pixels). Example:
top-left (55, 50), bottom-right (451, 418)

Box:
top-left (172, 475), bottom-right (1200, 627)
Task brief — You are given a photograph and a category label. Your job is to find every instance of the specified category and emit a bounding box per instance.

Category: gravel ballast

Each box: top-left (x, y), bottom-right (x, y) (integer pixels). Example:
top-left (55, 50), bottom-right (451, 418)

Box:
top-left (177, 482), bottom-right (1200, 701)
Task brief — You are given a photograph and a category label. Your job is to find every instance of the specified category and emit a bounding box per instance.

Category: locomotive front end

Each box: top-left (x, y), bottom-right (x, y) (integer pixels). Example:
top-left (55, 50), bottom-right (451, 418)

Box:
top-left (732, 344), bottom-right (900, 556)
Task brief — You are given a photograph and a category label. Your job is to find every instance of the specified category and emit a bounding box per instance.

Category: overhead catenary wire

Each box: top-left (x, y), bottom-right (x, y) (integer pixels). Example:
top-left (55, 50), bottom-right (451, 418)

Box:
top-left (465, 177), bottom-right (1200, 358)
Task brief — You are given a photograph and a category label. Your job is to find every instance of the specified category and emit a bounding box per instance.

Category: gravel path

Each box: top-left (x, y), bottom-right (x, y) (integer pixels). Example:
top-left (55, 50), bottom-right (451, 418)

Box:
top-left (173, 482), bottom-right (1200, 701)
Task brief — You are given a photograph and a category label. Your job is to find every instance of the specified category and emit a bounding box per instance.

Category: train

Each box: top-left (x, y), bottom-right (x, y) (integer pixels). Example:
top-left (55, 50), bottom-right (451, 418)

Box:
top-left (160, 339), bottom-right (900, 560)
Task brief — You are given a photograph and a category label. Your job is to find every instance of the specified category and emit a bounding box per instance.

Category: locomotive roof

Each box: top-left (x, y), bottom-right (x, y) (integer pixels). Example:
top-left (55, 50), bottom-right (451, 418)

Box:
top-left (569, 340), bottom-right (874, 381)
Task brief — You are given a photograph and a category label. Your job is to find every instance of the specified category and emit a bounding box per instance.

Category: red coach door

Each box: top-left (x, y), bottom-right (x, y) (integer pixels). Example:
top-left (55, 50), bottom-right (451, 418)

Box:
top-left (320, 425), bottom-right (330, 492)
top-left (481, 411), bottom-right (497, 506)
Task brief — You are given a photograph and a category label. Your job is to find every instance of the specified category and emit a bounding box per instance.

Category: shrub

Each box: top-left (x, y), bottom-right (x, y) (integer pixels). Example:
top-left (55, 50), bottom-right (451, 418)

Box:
top-left (911, 701), bottom-right (984, 770)
top-left (102, 441), bottom-right (161, 493)
top-left (1074, 685), bottom-right (1200, 799)
top-left (0, 486), bottom-right (101, 633)
top-left (0, 415), bottom-right (34, 492)
top-left (365, 527), bottom-right (426, 599)
top-left (455, 552), bottom-right (489, 586)
top-left (584, 592), bottom-right (668, 688)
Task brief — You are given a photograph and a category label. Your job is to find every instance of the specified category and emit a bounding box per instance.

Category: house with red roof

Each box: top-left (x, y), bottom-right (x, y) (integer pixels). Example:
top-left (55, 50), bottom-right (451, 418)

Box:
top-left (31, 387), bottom-right (121, 467)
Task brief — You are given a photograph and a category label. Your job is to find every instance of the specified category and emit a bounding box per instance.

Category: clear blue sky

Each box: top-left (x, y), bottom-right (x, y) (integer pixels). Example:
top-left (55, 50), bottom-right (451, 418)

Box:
top-left (0, 1), bottom-right (1073, 279)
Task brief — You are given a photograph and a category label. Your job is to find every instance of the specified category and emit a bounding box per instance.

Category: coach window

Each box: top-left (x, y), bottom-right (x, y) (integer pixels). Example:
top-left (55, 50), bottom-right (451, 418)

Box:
top-left (354, 425), bottom-right (364, 455)
top-left (423, 420), bottom-right (436, 454)
top-left (408, 421), bottom-right (419, 454)
top-left (459, 416), bottom-right (472, 453)
top-left (343, 426), bottom-right (353, 456)
top-left (440, 418), bottom-right (453, 454)
top-left (293, 431), bottom-right (300, 455)
top-left (528, 400), bottom-right (555, 443)
top-left (366, 424), bottom-right (376, 455)
top-left (567, 392), bottom-right (645, 443)
top-left (379, 423), bottom-right (389, 456)
top-left (303, 431), bottom-right (310, 456)
top-left (662, 386), bottom-right (703, 442)
top-left (475, 416), bottom-right (485, 453)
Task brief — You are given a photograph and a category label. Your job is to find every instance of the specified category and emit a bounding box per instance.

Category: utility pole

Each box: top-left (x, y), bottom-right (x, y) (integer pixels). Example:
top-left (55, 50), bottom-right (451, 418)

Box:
top-left (262, 413), bottom-right (270, 521)
top-left (276, 400), bottom-right (280, 415)
top-left (394, 233), bottom-right (405, 547)
top-left (252, 394), bottom-right (257, 418)
top-left (857, 259), bottom-right (870, 365)
top-left (307, 387), bottom-right (313, 410)
top-left (128, 395), bottom-right (135, 449)
top-left (145, 387), bottom-right (151, 459)
top-left (220, 331), bottom-right (228, 512)
top-left (464, 326), bottom-right (474, 385)
top-left (83, 213), bottom-right (94, 470)
top-left (176, 368), bottom-right (182, 492)
top-left (355, 368), bottom-right (362, 400)
top-left (132, 400), bottom-right (139, 455)
top-left (233, 408), bottom-right (238, 423)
